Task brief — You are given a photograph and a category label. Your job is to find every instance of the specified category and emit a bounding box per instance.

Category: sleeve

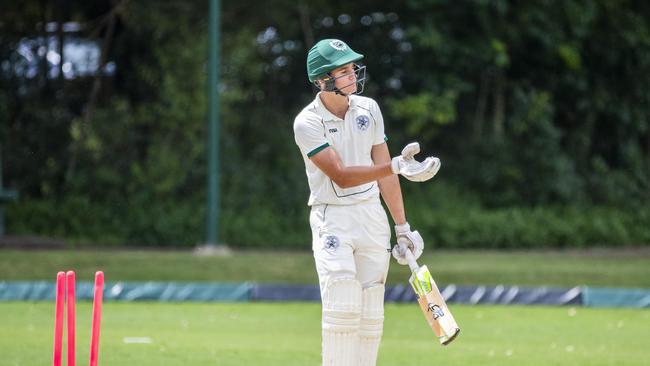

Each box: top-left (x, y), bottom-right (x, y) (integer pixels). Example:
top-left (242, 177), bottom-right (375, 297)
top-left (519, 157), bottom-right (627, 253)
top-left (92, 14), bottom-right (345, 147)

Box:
top-left (294, 114), bottom-right (330, 158)
top-left (371, 100), bottom-right (388, 145)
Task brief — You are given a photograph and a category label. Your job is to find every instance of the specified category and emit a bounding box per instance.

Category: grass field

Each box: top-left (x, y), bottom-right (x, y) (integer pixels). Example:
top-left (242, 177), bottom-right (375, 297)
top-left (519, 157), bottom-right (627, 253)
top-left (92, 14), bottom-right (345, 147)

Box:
top-left (1, 248), bottom-right (648, 365)
top-left (1, 302), bottom-right (647, 366)
top-left (1, 248), bottom-right (650, 287)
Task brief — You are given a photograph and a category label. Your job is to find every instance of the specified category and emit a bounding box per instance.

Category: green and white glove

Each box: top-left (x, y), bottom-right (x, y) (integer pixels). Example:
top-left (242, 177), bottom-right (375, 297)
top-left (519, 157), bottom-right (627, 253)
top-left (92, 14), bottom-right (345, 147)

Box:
top-left (391, 142), bottom-right (441, 182)
top-left (391, 222), bottom-right (424, 265)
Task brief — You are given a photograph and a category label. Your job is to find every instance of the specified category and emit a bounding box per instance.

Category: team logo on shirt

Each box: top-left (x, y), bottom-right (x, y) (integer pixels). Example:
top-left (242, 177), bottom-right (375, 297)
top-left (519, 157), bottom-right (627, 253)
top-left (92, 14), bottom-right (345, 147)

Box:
top-left (356, 115), bottom-right (370, 131)
top-left (323, 235), bottom-right (340, 252)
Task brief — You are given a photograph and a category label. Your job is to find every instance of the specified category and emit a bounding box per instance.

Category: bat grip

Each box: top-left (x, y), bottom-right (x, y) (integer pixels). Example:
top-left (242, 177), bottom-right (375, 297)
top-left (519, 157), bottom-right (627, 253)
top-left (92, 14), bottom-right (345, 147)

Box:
top-left (400, 243), bottom-right (420, 272)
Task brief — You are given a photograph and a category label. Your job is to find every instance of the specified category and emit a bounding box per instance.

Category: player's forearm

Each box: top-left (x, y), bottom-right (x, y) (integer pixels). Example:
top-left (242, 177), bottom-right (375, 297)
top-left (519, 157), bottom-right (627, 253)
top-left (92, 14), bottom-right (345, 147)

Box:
top-left (378, 174), bottom-right (406, 225)
top-left (332, 163), bottom-right (393, 188)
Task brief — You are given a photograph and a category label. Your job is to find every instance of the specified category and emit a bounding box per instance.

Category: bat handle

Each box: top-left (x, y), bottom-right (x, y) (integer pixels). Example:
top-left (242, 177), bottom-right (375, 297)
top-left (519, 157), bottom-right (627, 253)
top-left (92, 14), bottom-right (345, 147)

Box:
top-left (400, 243), bottom-right (420, 272)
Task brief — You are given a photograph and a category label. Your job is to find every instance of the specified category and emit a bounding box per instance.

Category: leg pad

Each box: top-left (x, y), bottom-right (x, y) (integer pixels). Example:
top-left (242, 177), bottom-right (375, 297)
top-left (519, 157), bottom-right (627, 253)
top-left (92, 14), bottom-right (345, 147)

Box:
top-left (359, 285), bottom-right (385, 366)
top-left (322, 278), bottom-right (362, 366)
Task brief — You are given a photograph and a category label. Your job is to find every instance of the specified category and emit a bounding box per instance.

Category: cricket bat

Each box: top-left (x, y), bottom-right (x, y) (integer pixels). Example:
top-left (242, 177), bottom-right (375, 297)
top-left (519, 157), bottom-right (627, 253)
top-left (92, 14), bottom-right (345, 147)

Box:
top-left (402, 244), bottom-right (460, 345)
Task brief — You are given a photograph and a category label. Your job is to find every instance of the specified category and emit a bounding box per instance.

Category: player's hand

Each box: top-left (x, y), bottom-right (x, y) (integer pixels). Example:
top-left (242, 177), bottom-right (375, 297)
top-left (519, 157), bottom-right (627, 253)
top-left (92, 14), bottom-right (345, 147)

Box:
top-left (391, 142), bottom-right (441, 182)
top-left (391, 222), bottom-right (424, 265)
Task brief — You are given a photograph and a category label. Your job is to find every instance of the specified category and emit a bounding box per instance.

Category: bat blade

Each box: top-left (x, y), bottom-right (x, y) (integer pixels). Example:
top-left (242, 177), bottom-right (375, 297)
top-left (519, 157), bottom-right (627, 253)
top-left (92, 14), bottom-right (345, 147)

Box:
top-left (409, 265), bottom-right (460, 345)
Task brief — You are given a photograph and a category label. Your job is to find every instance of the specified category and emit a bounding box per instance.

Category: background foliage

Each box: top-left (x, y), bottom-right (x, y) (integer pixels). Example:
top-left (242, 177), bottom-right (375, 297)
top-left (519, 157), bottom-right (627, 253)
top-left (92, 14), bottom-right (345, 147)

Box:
top-left (2, 0), bottom-right (649, 248)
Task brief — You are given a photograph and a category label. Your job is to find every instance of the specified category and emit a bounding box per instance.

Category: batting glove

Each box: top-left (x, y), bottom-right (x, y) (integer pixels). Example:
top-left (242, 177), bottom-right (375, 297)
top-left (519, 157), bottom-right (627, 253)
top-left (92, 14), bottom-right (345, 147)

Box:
top-left (391, 142), bottom-right (441, 182)
top-left (391, 222), bottom-right (424, 265)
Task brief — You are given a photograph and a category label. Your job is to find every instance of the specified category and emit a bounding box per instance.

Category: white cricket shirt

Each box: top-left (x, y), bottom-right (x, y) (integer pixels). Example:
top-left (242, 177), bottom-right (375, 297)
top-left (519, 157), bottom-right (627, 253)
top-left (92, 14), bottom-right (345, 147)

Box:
top-left (294, 92), bottom-right (387, 206)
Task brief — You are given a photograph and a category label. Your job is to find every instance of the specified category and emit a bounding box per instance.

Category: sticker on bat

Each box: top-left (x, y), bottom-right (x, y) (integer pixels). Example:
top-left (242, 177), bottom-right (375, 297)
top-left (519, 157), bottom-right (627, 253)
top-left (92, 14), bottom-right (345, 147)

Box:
top-left (428, 303), bottom-right (445, 320)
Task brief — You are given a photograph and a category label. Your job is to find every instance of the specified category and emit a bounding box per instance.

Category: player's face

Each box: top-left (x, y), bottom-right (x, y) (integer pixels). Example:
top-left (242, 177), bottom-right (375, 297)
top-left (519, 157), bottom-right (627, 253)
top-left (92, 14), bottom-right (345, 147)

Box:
top-left (331, 63), bottom-right (357, 94)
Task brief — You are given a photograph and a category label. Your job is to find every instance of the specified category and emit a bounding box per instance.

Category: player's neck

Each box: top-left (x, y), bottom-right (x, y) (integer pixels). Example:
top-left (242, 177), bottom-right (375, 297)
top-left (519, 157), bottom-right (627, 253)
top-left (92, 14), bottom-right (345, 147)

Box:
top-left (319, 91), bottom-right (349, 120)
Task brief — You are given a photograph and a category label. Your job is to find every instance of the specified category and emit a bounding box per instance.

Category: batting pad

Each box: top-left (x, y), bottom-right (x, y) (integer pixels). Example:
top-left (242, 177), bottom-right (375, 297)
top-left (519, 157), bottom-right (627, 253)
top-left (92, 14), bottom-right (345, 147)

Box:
top-left (359, 285), bottom-right (385, 366)
top-left (322, 278), bottom-right (362, 366)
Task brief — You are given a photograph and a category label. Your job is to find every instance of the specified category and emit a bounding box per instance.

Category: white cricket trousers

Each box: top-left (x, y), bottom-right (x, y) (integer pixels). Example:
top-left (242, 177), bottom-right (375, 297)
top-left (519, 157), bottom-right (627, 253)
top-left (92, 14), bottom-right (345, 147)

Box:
top-left (310, 200), bottom-right (392, 294)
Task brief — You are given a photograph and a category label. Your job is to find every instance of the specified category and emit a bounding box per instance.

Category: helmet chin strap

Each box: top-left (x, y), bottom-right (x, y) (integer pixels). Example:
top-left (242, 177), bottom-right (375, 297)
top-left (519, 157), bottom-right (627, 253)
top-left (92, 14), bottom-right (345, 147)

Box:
top-left (320, 79), bottom-right (361, 96)
top-left (316, 65), bottom-right (366, 96)
top-left (333, 87), bottom-right (348, 96)
top-left (318, 76), bottom-right (348, 96)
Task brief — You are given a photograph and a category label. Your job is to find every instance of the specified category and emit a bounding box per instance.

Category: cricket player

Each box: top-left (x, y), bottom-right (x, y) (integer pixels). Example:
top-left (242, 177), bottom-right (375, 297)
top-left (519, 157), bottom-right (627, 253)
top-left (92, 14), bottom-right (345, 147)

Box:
top-left (293, 39), bottom-right (441, 366)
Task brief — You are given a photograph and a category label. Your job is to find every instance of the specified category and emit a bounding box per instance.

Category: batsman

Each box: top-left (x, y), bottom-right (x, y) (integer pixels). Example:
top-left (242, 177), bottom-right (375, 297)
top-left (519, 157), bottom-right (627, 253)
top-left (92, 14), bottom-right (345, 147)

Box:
top-left (293, 39), bottom-right (441, 366)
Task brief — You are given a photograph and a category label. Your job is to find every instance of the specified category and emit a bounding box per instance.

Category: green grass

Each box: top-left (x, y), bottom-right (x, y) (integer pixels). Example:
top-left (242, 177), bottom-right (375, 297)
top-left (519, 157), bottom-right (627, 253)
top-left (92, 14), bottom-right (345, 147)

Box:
top-left (2, 249), bottom-right (647, 365)
top-left (0, 302), bottom-right (647, 365)
top-left (1, 248), bottom-right (649, 287)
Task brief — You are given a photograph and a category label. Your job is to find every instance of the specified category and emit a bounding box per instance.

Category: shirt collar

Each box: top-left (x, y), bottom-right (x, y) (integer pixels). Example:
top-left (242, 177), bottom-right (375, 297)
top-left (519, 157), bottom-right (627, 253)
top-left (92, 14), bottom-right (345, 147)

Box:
top-left (314, 92), bottom-right (356, 121)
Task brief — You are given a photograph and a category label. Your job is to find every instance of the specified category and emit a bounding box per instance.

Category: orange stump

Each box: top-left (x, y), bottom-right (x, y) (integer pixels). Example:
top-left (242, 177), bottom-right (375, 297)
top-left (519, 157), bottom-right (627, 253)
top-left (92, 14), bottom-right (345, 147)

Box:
top-left (66, 271), bottom-right (76, 366)
top-left (89, 271), bottom-right (104, 366)
top-left (53, 272), bottom-right (65, 366)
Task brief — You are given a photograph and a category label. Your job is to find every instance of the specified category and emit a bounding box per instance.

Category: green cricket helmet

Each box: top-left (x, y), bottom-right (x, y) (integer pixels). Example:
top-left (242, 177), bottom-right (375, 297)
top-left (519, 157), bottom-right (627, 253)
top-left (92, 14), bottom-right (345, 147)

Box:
top-left (306, 39), bottom-right (367, 94)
